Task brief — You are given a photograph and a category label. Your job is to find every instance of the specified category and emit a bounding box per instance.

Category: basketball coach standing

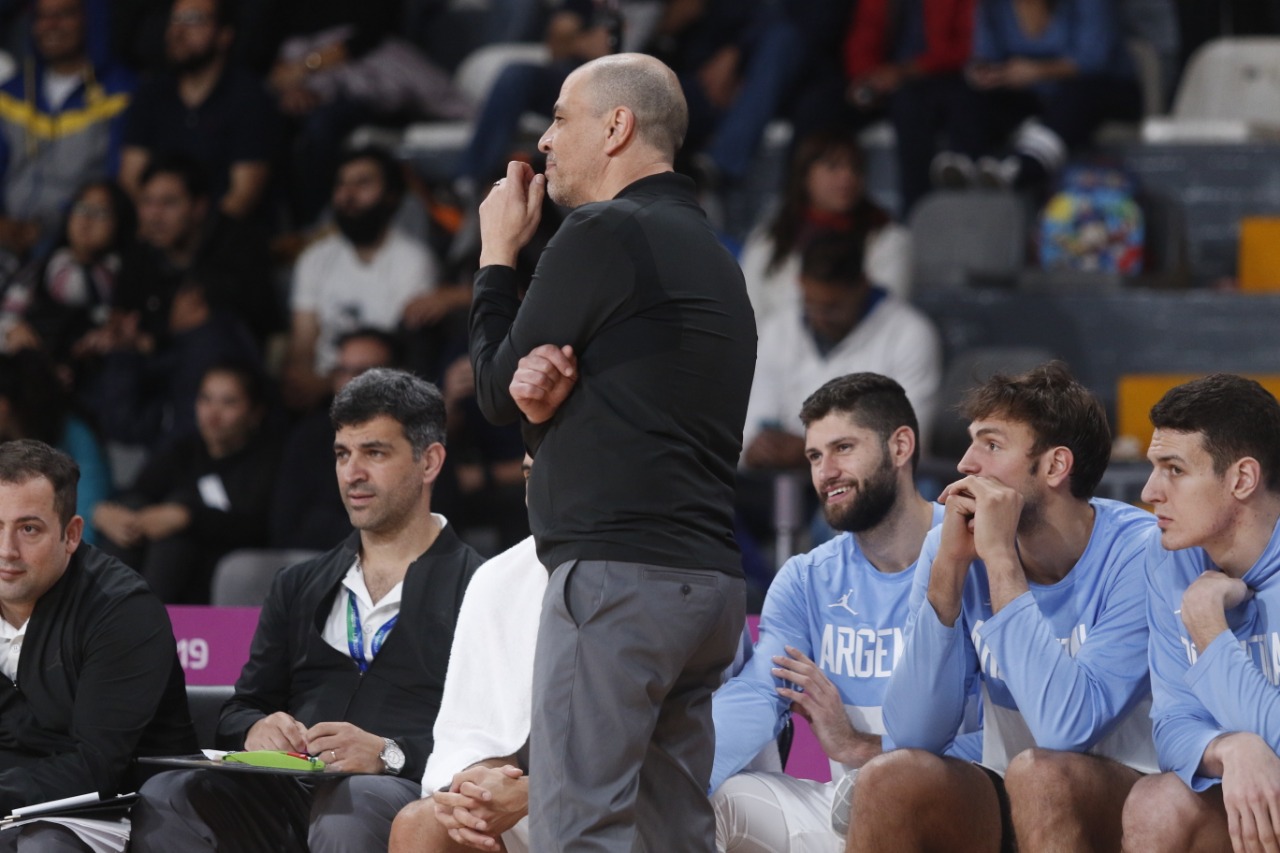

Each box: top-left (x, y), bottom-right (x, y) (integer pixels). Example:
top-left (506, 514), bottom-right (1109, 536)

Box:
top-left (469, 52), bottom-right (756, 853)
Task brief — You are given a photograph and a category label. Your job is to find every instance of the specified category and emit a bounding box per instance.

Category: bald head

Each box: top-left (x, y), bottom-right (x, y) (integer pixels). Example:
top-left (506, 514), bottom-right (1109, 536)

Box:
top-left (578, 53), bottom-right (688, 161)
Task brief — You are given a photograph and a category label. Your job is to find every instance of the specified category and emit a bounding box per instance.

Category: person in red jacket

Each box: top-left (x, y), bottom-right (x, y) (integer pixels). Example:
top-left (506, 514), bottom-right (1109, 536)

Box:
top-left (837, 0), bottom-right (978, 215)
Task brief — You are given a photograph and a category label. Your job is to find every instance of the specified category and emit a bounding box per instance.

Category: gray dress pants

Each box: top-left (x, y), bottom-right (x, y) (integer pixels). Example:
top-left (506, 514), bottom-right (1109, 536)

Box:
top-left (529, 559), bottom-right (747, 852)
top-left (129, 768), bottom-right (419, 852)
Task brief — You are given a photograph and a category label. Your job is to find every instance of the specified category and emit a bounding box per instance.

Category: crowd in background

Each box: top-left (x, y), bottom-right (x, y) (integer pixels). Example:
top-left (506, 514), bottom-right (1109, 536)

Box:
top-left (0, 0), bottom-right (1274, 604)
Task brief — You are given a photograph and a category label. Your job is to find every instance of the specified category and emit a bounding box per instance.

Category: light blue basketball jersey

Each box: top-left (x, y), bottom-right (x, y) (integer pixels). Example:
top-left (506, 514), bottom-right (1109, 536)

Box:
top-left (885, 498), bottom-right (1157, 773)
top-left (710, 504), bottom-right (947, 791)
top-left (1147, 517), bottom-right (1280, 791)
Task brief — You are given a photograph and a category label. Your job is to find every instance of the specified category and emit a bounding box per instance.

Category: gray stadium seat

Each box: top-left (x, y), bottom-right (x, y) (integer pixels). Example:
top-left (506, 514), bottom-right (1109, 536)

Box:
top-left (210, 549), bottom-right (320, 607)
top-left (186, 684), bottom-right (235, 747)
top-left (929, 346), bottom-right (1058, 461)
top-left (908, 191), bottom-right (1030, 291)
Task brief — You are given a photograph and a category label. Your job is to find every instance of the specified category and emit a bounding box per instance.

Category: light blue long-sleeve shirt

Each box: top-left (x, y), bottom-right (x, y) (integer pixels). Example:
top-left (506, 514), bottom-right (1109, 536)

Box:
top-left (1147, 518), bottom-right (1280, 791)
top-left (885, 498), bottom-right (1157, 773)
top-left (710, 504), bottom-right (948, 791)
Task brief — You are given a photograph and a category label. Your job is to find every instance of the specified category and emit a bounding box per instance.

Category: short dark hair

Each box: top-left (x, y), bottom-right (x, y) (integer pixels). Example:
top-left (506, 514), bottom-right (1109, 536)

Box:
top-left (140, 153), bottom-right (210, 201)
top-left (800, 373), bottom-right (921, 469)
top-left (799, 230), bottom-right (867, 289)
top-left (336, 145), bottom-right (405, 203)
top-left (960, 360), bottom-right (1110, 499)
top-left (334, 327), bottom-right (403, 367)
top-left (330, 368), bottom-right (445, 457)
top-left (1150, 373), bottom-right (1280, 492)
top-left (0, 440), bottom-right (80, 528)
top-left (200, 358), bottom-right (268, 409)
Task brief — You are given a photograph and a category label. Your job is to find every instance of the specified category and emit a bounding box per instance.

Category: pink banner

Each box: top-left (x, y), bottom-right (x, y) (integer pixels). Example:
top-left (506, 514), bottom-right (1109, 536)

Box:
top-left (167, 606), bottom-right (260, 686)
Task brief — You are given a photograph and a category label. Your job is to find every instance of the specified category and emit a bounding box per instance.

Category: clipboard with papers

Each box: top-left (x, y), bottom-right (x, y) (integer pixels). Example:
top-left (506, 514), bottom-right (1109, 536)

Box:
top-left (0, 792), bottom-right (138, 853)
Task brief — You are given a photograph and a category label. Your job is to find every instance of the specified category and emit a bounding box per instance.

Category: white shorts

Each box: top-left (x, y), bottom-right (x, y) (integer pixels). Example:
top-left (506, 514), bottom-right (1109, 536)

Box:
top-left (712, 772), bottom-right (843, 853)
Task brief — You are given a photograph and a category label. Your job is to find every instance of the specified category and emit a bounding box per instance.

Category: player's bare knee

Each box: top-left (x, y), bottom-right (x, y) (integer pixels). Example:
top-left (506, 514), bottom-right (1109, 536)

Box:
top-left (1005, 748), bottom-right (1076, 803)
top-left (389, 798), bottom-right (445, 853)
top-left (854, 749), bottom-right (946, 811)
top-left (1120, 773), bottom-right (1197, 850)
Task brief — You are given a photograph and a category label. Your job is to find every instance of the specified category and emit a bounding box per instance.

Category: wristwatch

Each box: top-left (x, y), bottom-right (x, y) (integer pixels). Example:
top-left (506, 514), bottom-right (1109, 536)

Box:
top-left (379, 738), bottom-right (405, 775)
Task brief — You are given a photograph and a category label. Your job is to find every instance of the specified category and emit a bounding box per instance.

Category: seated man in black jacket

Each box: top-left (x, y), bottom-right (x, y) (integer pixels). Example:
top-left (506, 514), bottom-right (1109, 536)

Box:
top-left (130, 368), bottom-right (484, 853)
top-left (0, 440), bottom-right (196, 851)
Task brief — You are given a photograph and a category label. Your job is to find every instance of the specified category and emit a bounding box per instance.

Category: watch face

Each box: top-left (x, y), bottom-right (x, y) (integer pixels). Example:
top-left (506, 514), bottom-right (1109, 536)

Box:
top-left (383, 740), bottom-right (405, 772)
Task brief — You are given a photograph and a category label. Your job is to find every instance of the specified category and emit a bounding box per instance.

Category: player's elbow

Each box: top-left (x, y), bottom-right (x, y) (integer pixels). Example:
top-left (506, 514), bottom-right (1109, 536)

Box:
top-left (1030, 729), bottom-right (1098, 753)
top-left (884, 718), bottom-right (952, 756)
top-left (1026, 712), bottom-right (1113, 753)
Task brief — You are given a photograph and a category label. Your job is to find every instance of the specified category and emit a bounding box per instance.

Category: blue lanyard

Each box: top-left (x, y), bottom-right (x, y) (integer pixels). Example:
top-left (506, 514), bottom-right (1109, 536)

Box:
top-left (345, 590), bottom-right (398, 673)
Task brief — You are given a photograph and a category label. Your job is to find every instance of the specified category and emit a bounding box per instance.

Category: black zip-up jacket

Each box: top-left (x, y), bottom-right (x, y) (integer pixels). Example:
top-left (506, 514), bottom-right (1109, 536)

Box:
top-left (217, 524), bottom-right (482, 781)
top-left (0, 544), bottom-right (197, 814)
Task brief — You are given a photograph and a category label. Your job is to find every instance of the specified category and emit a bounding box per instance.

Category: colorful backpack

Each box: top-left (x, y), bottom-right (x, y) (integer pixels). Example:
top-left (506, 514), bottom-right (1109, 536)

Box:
top-left (1038, 166), bottom-right (1145, 276)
